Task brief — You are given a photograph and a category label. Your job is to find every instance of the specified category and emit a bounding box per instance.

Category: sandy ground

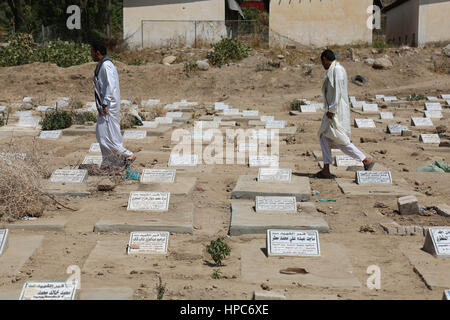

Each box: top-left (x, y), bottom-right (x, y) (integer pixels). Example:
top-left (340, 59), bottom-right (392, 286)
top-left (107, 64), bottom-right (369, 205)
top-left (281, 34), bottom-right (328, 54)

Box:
top-left (0, 45), bottom-right (449, 300)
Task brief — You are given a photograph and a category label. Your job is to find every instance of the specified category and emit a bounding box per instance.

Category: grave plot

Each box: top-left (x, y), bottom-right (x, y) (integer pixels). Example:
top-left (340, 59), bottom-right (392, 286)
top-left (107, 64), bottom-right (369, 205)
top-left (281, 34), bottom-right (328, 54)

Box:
top-left (229, 200), bottom-right (329, 236)
top-left (411, 117), bottom-right (434, 127)
top-left (240, 239), bottom-right (360, 288)
top-left (231, 169), bottom-right (311, 201)
top-left (0, 214), bottom-right (69, 232)
top-left (354, 118), bottom-right (376, 128)
top-left (38, 130), bottom-right (62, 140)
top-left (387, 124), bottom-right (409, 134)
top-left (336, 170), bottom-right (422, 197)
top-left (82, 236), bottom-right (203, 279)
top-left (42, 169), bottom-right (91, 197)
top-left (379, 112), bottom-right (394, 120)
top-left (115, 169), bottom-right (197, 196)
top-left (399, 228), bottom-right (450, 289)
top-left (62, 124), bottom-right (96, 136)
top-left (94, 194), bottom-right (194, 234)
top-left (425, 102), bottom-right (442, 111)
top-left (420, 134), bottom-right (441, 144)
top-left (424, 110), bottom-right (443, 119)
top-left (0, 233), bottom-right (44, 277)
top-left (362, 104), bottom-right (379, 113)
top-left (351, 101), bottom-right (365, 110)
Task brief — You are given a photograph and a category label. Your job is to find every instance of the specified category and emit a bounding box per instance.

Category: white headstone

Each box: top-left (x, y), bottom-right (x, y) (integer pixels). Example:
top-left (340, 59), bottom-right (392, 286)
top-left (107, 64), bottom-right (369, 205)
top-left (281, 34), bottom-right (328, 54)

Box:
top-left (50, 169), bottom-right (88, 183)
top-left (375, 95), bottom-right (385, 100)
top-left (18, 116), bottom-right (40, 127)
top-left (427, 96), bottom-right (438, 101)
top-left (82, 155), bottom-right (102, 166)
top-left (349, 96), bottom-right (357, 103)
top-left (441, 94), bottom-right (450, 100)
top-left (387, 124), bottom-right (408, 134)
top-left (214, 102), bottom-right (229, 111)
top-left (169, 154), bottom-right (198, 167)
top-left (420, 134), bottom-right (441, 144)
top-left (265, 120), bottom-right (286, 129)
top-left (267, 229), bottom-right (320, 257)
top-left (310, 103), bottom-right (324, 110)
top-left (20, 282), bottom-right (77, 300)
top-left (127, 231), bottom-right (169, 255)
top-left (155, 117), bottom-right (173, 124)
top-left (0, 229), bottom-right (8, 256)
top-left (300, 105), bottom-right (316, 113)
top-left (335, 155), bottom-right (363, 167)
top-left (166, 112), bottom-right (183, 118)
top-left (363, 104), bottom-right (379, 112)
top-left (425, 102), bottom-right (442, 111)
top-left (256, 196), bottom-right (297, 212)
top-left (411, 117), bottom-right (434, 127)
top-left (249, 155), bottom-right (279, 167)
top-left (383, 96), bottom-right (397, 102)
top-left (127, 192), bottom-right (170, 211)
top-left (260, 116), bottom-right (274, 122)
top-left (164, 104), bottom-right (177, 110)
top-left (37, 106), bottom-right (53, 112)
top-left (424, 110), bottom-right (443, 119)
top-left (123, 130), bottom-right (147, 139)
top-left (352, 101), bottom-right (365, 109)
top-left (39, 130), bottom-right (61, 139)
top-left (89, 143), bottom-right (101, 153)
top-left (141, 121), bottom-right (158, 128)
top-left (356, 171), bottom-right (392, 184)
top-left (423, 227), bottom-right (450, 258)
top-left (380, 112), bottom-right (394, 119)
top-left (223, 108), bottom-right (240, 116)
top-left (354, 119), bottom-right (376, 128)
top-left (242, 110), bottom-right (259, 117)
top-left (258, 168), bottom-right (292, 182)
top-left (141, 169), bottom-right (176, 183)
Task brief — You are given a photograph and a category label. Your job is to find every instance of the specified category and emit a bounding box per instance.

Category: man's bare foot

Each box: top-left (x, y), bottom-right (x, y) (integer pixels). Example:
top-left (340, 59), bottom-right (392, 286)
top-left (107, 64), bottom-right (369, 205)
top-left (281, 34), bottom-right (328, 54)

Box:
top-left (125, 154), bottom-right (136, 168)
top-left (363, 157), bottom-right (375, 171)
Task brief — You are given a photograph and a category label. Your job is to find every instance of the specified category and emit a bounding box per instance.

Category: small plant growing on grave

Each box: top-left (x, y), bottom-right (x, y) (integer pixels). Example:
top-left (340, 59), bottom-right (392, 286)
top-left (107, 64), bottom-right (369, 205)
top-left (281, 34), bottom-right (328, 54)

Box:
top-left (75, 101), bottom-right (84, 109)
top-left (207, 38), bottom-right (251, 66)
top-left (206, 236), bottom-right (231, 266)
top-left (290, 99), bottom-right (306, 111)
top-left (128, 58), bottom-right (147, 66)
top-left (211, 269), bottom-right (222, 279)
top-left (41, 110), bottom-right (73, 130)
top-left (407, 93), bottom-right (426, 101)
top-left (184, 61), bottom-right (199, 77)
top-left (156, 276), bottom-right (166, 300)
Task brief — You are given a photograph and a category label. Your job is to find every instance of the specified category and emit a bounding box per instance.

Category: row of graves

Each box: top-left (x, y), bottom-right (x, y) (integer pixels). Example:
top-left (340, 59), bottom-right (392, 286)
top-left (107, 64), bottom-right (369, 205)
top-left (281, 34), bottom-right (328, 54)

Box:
top-left (0, 95), bottom-right (449, 299)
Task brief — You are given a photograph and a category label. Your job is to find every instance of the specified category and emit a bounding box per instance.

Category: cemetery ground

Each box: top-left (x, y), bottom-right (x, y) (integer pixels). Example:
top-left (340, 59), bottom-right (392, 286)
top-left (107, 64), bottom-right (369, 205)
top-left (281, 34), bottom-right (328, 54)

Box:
top-left (0, 44), bottom-right (449, 300)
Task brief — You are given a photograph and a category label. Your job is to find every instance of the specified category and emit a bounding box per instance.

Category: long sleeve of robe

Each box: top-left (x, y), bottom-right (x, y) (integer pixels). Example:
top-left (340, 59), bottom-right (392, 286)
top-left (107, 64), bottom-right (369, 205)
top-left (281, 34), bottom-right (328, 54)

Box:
top-left (317, 61), bottom-right (351, 146)
top-left (94, 60), bottom-right (132, 169)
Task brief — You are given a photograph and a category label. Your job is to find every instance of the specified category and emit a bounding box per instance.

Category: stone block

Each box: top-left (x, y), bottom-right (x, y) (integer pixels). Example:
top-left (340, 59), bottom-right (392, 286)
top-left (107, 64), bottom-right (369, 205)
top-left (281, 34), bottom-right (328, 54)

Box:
top-left (253, 291), bottom-right (286, 300)
top-left (397, 195), bottom-right (419, 215)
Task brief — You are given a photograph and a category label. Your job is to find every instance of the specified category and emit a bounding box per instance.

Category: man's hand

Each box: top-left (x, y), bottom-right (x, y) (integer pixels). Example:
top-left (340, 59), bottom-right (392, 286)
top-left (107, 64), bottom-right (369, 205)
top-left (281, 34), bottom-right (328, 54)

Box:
top-left (102, 105), bottom-right (109, 115)
top-left (326, 112), bottom-right (334, 119)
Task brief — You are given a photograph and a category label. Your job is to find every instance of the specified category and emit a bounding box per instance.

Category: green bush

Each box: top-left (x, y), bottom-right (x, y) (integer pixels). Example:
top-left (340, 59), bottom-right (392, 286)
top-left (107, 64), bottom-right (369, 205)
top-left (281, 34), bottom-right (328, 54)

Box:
top-left (242, 7), bottom-right (261, 21)
top-left (291, 99), bottom-right (307, 111)
top-left (41, 110), bottom-right (73, 130)
top-left (71, 111), bottom-right (97, 125)
top-left (206, 237), bottom-right (231, 266)
top-left (0, 33), bottom-right (91, 68)
top-left (207, 38), bottom-right (251, 66)
top-left (407, 93), bottom-right (426, 101)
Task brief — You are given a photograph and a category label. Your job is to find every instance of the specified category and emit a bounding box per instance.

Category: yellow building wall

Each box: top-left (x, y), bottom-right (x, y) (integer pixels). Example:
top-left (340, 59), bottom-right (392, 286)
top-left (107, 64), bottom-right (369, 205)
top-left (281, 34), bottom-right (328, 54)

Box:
top-left (418, 0), bottom-right (450, 46)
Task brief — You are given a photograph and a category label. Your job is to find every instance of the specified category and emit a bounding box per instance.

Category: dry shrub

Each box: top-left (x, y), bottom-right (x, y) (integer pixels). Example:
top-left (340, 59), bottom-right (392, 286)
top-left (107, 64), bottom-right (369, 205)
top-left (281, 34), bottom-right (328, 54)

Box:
top-left (433, 57), bottom-right (450, 74)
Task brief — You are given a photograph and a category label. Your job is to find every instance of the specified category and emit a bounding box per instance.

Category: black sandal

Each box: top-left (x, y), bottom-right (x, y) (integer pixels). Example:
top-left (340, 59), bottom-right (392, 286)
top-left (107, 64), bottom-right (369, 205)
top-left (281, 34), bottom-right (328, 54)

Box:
top-left (364, 160), bottom-right (375, 171)
top-left (315, 171), bottom-right (336, 179)
top-left (125, 155), bottom-right (136, 168)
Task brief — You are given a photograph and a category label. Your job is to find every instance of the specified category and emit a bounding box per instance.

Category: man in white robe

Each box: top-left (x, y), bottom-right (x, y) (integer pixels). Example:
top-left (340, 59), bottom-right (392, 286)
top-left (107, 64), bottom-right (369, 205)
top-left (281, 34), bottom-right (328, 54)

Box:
top-left (91, 42), bottom-right (135, 172)
top-left (316, 50), bottom-right (374, 179)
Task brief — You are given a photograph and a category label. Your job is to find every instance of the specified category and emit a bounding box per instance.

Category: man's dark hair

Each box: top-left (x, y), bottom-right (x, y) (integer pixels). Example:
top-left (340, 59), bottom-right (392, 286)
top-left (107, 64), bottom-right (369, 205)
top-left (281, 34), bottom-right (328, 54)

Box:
top-left (321, 49), bottom-right (336, 62)
top-left (91, 42), bottom-right (107, 56)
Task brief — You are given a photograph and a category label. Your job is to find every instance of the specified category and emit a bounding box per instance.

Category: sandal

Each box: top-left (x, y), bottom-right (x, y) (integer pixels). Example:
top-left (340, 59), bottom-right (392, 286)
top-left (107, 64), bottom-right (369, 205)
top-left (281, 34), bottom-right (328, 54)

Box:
top-left (124, 154), bottom-right (136, 168)
top-left (315, 171), bottom-right (336, 179)
top-left (364, 160), bottom-right (375, 171)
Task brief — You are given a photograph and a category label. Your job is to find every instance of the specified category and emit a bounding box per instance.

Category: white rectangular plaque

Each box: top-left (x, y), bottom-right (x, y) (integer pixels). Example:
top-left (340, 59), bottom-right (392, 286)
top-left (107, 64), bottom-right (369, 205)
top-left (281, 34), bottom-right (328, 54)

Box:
top-left (380, 112), bottom-right (394, 119)
top-left (169, 154), bottom-right (198, 167)
top-left (260, 116), bottom-right (274, 122)
top-left (420, 134), bottom-right (441, 144)
top-left (265, 120), bottom-right (286, 129)
top-left (82, 155), bottom-right (102, 166)
top-left (426, 227), bottom-right (450, 257)
top-left (335, 155), bottom-right (363, 167)
top-left (427, 96), bottom-right (438, 101)
top-left (387, 124), bottom-right (408, 134)
top-left (50, 169), bottom-right (87, 183)
top-left (267, 229), bottom-right (320, 257)
top-left (363, 104), bottom-right (379, 112)
top-left (166, 112), bottom-right (183, 118)
top-left (352, 101), bottom-right (365, 109)
top-left (39, 130), bottom-right (61, 139)
top-left (383, 96), bottom-right (397, 102)
top-left (141, 169), bottom-right (176, 183)
top-left (256, 196), bottom-right (297, 212)
top-left (123, 130), bottom-right (147, 139)
top-left (127, 192), bottom-right (170, 211)
top-left (155, 117), bottom-right (173, 124)
top-left (141, 121), bottom-right (158, 128)
top-left (356, 171), bottom-right (392, 184)
top-left (300, 105), bottom-right (316, 113)
top-left (223, 108), bottom-right (240, 115)
top-left (0, 229), bottom-right (8, 256)
top-left (214, 102), bottom-right (229, 111)
top-left (127, 231), bottom-right (169, 255)
top-left (354, 119), bottom-right (376, 128)
top-left (249, 155), bottom-right (279, 167)
top-left (375, 95), bottom-right (385, 100)
top-left (89, 143), bottom-right (101, 153)
top-left (242, 110), bottom-right (259, 117)
top-left (411, 117), bottom-right (434, 127)
top-left (20, 282), bottom-right (77, 300)
top-left (424, 110), bottom-right (443, 119)
top-left (258, 168), bottom-right (292, 182)
top-left (441, 94), bottom-right (450, 99)
top-left (425, 103), bottom-right (442, 111)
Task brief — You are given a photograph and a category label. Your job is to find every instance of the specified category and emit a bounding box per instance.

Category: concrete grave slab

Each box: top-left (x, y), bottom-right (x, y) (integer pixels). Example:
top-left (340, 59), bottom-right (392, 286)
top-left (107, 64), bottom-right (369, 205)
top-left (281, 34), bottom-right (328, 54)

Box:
top-left (230, 201), bottom-right (329, 236)
top-left (0, 215), bottom-right (69, 232)
top-left (240, 240), bottom-right (361, 288)
top-left (336, 177), bottom-right (421, 197)
top-left (399, 242), bottom-right (450, 289)
top-left (94, 196), bottom-right (194, 234)
top-left (232, 175), bottom-right (311, 201)
top-left (41, 179), bottom-right (91, 197)
top-left (0, 234), bottom-right (44, 277)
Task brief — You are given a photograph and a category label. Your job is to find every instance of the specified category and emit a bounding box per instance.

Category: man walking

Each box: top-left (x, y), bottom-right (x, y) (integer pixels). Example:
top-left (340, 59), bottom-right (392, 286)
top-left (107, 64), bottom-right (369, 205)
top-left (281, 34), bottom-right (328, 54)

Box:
top-left (91, 42), bottom-right (135, 172)
top-left (316, 49), bottom-right (374, 179)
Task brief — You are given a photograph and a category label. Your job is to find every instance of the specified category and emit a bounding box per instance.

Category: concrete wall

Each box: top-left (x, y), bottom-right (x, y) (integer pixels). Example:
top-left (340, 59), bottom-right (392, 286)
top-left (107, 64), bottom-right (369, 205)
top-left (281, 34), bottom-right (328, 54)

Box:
top-left (123, 0), bottom-right (225, 48)
top-left (385, 0), bottom-right (420, 46)
top-left (269, 0), bottom-right (373, 48)
top-left (418, 0), bottom-right (450, 46)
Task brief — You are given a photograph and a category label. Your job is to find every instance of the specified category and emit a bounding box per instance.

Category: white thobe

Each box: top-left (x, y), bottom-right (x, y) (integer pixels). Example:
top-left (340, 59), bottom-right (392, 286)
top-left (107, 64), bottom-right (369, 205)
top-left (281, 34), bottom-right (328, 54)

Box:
top-left (94, 59), bottom-right (132, 169)
top-left (317, 61), bottom-right (365, 164)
